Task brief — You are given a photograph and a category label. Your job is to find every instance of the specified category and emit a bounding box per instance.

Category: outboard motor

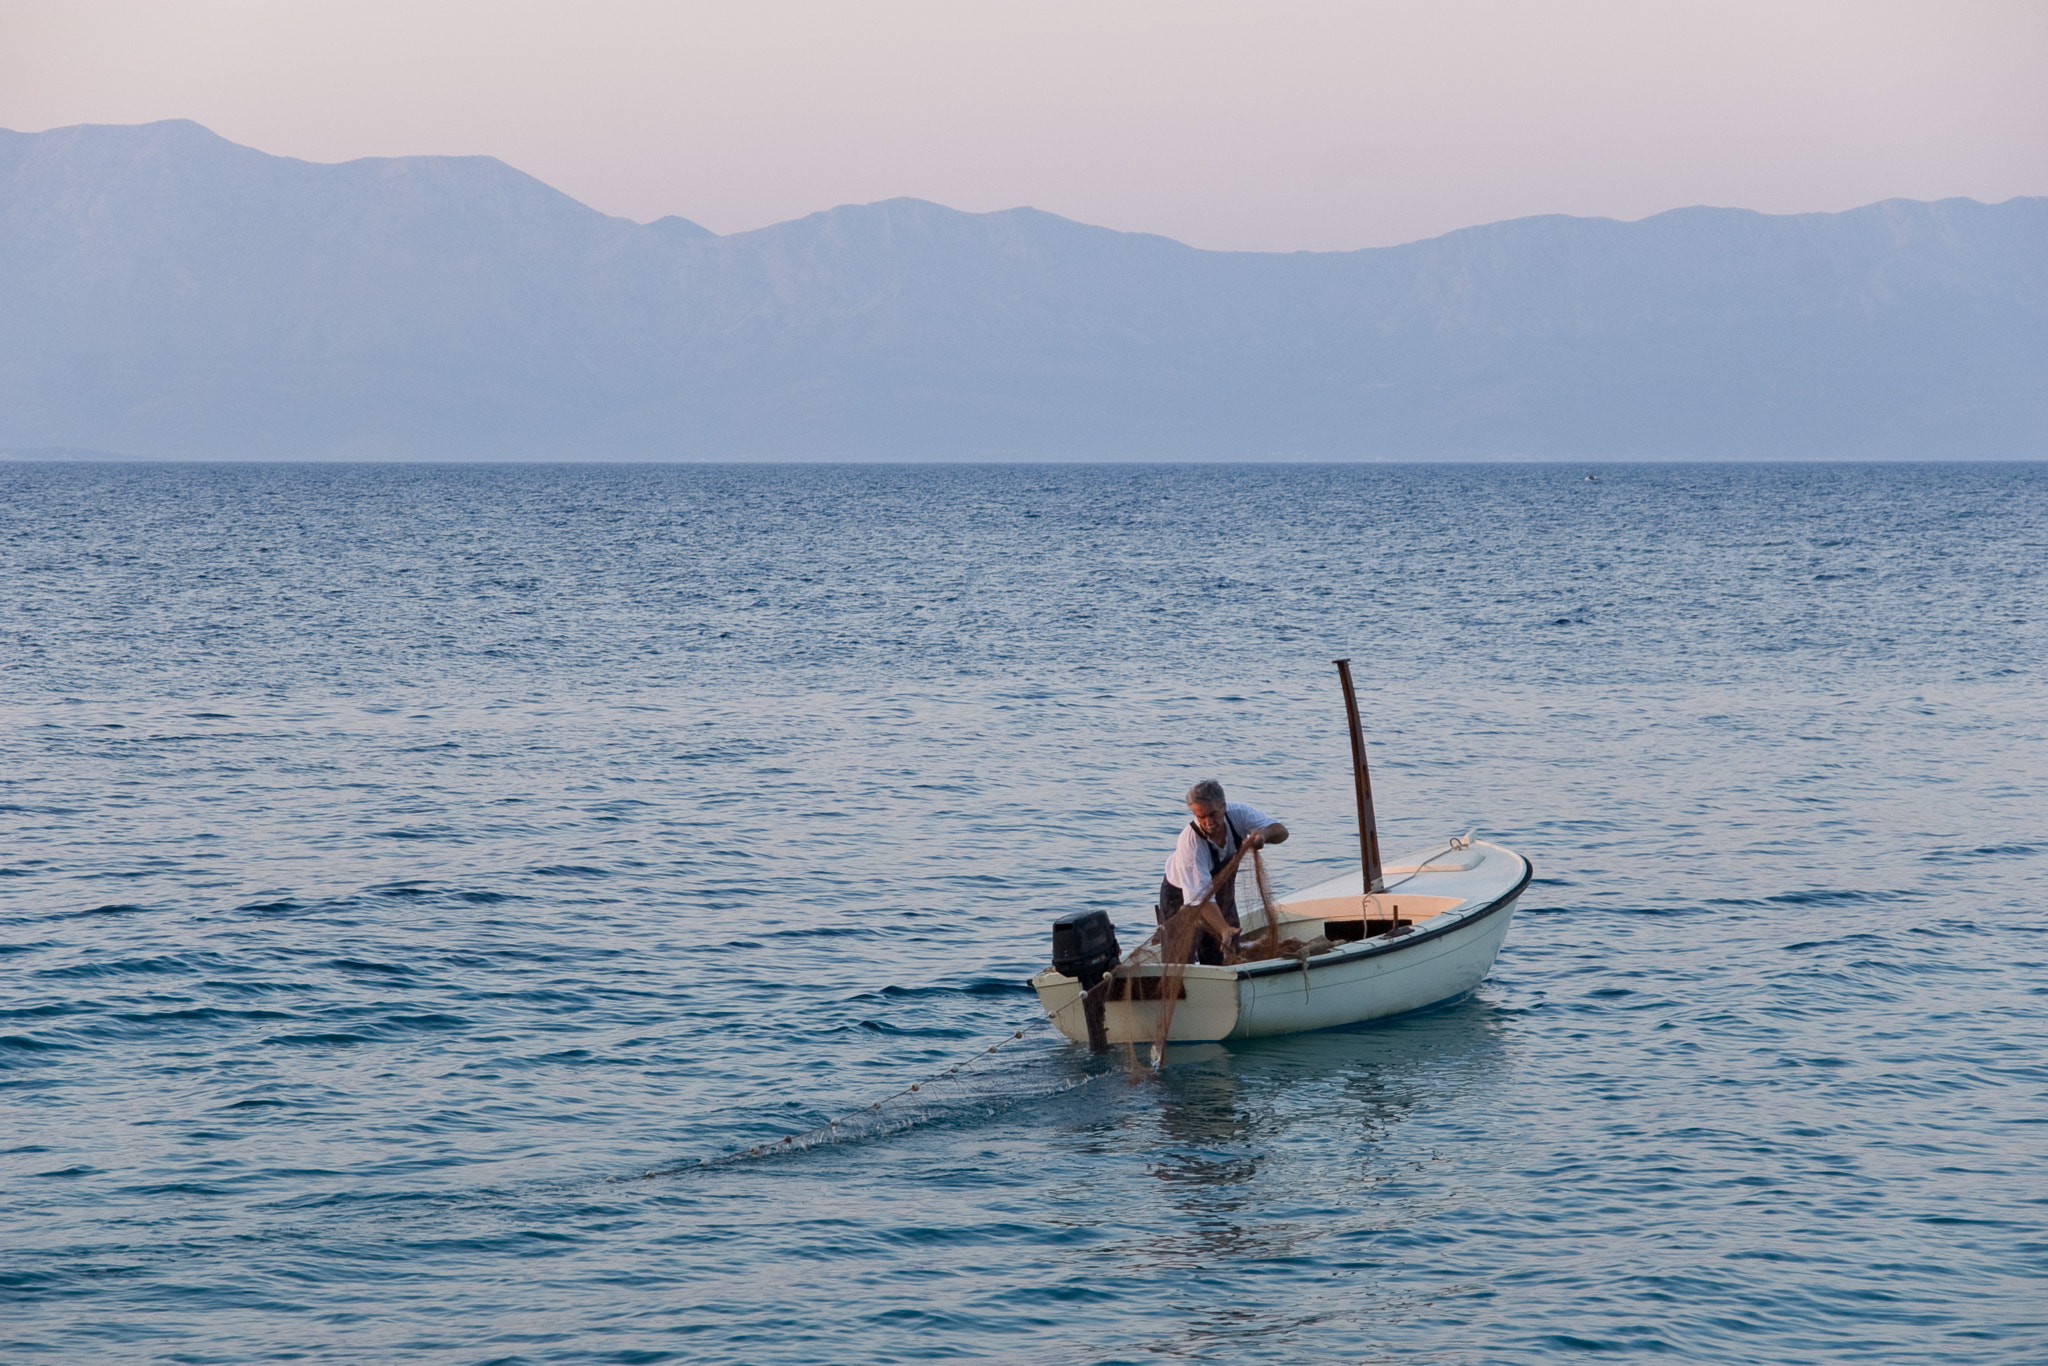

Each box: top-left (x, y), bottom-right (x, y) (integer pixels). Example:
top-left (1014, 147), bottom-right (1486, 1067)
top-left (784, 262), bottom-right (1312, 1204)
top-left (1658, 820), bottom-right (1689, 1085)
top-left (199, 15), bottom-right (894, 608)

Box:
top-left (1050, 909), bottom-right (1120, 1052)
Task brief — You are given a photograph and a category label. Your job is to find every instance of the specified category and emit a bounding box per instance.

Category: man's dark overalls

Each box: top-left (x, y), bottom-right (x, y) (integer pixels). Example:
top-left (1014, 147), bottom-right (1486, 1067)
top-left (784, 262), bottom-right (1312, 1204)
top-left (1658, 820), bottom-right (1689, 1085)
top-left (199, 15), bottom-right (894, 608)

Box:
top-left (1155, 812), bottom-right (1244, 966)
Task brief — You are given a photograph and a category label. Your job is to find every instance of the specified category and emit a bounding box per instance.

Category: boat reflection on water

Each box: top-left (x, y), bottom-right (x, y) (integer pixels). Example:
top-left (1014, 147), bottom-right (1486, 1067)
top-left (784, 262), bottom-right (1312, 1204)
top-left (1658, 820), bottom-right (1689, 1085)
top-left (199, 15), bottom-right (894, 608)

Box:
top-left (1146, 991), bottom-right (1512, 1162)
top-left (1147, 1044), bottom-right (1257, 1190)
top-left (1050, 994), bottom-right (1513, 1340)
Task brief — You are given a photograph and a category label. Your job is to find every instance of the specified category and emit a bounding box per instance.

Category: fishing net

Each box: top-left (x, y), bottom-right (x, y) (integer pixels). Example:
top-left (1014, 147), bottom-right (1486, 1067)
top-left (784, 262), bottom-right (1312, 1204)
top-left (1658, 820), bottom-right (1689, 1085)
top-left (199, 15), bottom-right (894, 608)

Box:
top-left (643, 842), bottom-right (1324, 1170)
top-left (1137, 841), bottom-right (1290, 1068)
top-left (631, 1021), bottom-right (1108, 1178)
top-left (1246, 845), bottom-right (1285, 962)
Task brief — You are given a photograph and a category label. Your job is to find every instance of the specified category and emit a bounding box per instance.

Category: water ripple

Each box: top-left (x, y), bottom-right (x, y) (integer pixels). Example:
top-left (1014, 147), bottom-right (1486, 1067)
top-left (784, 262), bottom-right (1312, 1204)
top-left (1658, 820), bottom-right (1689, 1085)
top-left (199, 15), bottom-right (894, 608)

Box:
top-left (0, 461), bottom-right (2043, 1364)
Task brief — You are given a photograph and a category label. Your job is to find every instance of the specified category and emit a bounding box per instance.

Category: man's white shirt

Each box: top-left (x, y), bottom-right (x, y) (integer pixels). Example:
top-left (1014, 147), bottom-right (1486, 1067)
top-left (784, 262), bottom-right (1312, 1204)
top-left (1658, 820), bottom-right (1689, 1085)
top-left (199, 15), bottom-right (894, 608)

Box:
top-left (1162, 801), bottom-right (1277, 904)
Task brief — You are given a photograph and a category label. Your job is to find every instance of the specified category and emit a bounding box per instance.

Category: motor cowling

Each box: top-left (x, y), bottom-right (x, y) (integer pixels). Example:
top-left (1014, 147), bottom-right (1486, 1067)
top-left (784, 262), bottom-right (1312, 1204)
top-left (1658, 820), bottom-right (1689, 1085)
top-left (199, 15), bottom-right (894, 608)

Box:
top-left (1051, 909), bottom-right (1120, 990)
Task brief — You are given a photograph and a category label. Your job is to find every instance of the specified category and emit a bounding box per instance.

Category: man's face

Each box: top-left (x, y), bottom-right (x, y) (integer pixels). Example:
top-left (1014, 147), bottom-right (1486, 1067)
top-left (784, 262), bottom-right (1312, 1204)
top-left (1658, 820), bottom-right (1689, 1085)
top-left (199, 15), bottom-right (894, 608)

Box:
top-left (1188, 800), bottom-right (1226, 843)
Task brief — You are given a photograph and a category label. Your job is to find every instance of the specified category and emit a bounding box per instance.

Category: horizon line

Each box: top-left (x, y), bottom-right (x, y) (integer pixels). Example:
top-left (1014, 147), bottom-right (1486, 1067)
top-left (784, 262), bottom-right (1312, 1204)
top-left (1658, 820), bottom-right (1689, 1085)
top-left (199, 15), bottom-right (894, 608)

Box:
top-left (7, 450), bottom-right (2044, 469)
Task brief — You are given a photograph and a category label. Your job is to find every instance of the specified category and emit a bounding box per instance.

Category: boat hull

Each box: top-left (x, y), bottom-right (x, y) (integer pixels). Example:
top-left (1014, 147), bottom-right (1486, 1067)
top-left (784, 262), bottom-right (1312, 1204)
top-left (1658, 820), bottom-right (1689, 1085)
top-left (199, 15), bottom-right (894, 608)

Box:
top-left (1231, 883), bottom-right (1519, 1036)
top-left (1032, 839), bottom-right (1530, 1045)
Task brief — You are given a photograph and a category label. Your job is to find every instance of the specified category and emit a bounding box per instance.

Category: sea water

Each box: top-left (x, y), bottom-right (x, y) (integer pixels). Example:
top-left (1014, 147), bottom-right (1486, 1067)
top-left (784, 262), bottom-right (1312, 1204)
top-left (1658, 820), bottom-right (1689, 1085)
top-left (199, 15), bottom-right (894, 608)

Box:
top-left (2, 461), bottom-right (2042, 1364)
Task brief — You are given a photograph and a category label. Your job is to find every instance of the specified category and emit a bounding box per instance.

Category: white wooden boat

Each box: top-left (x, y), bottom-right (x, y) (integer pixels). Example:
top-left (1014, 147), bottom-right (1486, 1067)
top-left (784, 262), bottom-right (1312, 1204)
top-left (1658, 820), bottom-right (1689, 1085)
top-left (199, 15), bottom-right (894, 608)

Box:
top-left (1032, 659), bottom-right (1530, 1050)
top-left (1030, 835), bottom-right (1530, 1044)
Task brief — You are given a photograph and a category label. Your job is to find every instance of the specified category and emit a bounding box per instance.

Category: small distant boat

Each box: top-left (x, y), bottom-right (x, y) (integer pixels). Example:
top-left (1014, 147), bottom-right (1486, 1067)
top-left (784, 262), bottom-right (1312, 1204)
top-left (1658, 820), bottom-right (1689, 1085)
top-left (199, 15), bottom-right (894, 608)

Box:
top-left (1032, 661), bottom-right (1531, 1048)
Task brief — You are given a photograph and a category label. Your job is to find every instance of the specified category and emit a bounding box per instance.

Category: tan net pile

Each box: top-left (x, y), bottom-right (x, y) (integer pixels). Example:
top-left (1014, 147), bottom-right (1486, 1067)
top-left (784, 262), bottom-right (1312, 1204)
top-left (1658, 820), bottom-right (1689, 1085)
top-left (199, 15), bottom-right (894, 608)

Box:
top-left (1130, 843), bottom-right (1352, 1070)
top-left (1136, 838), bottom-right (1289, 1069)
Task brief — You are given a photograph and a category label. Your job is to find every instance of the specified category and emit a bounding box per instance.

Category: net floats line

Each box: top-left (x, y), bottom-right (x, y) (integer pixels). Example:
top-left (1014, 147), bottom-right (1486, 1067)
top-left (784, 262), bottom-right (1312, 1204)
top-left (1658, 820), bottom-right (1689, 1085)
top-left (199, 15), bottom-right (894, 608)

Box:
top-left (624, 1018), bottom-right (1087, 1180)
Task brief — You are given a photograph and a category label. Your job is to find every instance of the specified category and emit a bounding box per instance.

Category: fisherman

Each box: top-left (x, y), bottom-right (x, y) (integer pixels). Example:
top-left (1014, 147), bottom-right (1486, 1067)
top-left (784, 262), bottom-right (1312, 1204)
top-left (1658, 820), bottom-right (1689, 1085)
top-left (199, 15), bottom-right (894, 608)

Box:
top-left (1158, 779), bottom-right (1289, 965)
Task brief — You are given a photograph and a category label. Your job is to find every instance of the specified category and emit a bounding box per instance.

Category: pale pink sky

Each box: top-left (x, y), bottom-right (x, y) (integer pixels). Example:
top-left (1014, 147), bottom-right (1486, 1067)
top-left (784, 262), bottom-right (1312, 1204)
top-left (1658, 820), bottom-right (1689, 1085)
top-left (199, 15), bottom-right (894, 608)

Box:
top-left (3, 0), bottom-right (2043, 252)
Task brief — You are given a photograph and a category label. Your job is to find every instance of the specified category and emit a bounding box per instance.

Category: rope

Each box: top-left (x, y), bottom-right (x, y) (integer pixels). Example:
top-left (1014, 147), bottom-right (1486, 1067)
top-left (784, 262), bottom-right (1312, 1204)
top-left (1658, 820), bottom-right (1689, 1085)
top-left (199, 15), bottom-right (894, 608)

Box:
top-left (1369, 832), bottom-right (1476, 903)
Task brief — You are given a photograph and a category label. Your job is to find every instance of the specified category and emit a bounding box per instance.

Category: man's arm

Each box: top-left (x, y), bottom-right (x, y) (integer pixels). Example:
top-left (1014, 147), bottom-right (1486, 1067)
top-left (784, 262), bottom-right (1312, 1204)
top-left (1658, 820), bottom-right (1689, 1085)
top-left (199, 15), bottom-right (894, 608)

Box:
top-left (1227, 802), bottom-right (1288, 851)
top-left (1246, 821), bottom-right (1288, 849)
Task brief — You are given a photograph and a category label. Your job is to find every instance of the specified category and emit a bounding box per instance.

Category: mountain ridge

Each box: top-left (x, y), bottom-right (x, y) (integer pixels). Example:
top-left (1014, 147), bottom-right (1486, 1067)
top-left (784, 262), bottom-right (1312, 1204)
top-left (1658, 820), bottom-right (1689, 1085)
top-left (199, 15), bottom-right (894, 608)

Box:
top-left (2, 120), bottom-right (2042, 459)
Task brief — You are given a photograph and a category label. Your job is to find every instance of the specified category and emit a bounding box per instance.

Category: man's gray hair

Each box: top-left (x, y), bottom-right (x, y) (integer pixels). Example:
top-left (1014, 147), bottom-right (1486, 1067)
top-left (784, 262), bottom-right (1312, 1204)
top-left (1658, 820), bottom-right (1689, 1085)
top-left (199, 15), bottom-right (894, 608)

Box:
top-left (1185, 778), bottom-right (1226, 809)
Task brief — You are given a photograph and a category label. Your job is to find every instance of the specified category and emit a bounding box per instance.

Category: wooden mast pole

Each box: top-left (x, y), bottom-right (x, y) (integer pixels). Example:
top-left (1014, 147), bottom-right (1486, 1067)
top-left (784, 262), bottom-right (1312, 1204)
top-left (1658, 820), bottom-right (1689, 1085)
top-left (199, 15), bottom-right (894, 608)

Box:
top-left (1334, 659), bottom-right (1385, 895)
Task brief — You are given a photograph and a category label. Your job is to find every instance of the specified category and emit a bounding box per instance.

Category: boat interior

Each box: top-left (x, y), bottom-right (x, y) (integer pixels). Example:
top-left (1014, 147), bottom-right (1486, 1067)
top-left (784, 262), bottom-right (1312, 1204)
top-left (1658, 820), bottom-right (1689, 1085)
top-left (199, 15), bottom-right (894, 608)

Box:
top-left (1109, 890), bottom-right (1471, 975)
top-left (1245, 893), bottom-right (1466, 945)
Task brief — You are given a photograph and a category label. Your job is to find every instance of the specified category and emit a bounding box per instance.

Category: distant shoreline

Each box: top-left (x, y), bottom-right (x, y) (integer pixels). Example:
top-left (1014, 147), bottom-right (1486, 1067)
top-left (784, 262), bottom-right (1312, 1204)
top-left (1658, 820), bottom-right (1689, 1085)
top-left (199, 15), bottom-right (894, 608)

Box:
top-left (7, 450), bottom-right (2044, 467)
top-left (7, 122), bottom-right (2041, 464)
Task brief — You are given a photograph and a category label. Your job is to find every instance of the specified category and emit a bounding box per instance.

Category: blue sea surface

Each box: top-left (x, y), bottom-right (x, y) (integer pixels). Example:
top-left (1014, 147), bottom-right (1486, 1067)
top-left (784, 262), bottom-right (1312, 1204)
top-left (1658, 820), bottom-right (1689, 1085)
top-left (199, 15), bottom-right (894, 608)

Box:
top-left (1, 461), bottom-right (2043, 1364)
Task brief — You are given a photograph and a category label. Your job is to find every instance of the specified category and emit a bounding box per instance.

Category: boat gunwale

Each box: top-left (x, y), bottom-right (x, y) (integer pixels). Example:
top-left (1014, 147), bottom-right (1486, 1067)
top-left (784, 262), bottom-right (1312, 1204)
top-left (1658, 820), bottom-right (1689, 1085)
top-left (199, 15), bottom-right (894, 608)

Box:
top-left (1233, 850), bottom-right (1533, 980)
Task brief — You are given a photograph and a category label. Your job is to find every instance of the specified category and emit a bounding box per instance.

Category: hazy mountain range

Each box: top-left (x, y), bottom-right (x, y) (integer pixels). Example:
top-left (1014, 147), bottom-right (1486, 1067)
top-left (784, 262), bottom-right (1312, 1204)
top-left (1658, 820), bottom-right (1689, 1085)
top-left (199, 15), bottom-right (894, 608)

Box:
top-left (2, 119), bottom-right (2042, 461)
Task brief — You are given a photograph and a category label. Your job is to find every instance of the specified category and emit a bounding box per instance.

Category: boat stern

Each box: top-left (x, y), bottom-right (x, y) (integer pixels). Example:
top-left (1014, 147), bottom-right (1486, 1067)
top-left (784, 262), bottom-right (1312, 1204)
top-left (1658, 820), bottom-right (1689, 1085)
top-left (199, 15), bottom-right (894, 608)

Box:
top-left (1031, 963), bottom-right (1241, 1045)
